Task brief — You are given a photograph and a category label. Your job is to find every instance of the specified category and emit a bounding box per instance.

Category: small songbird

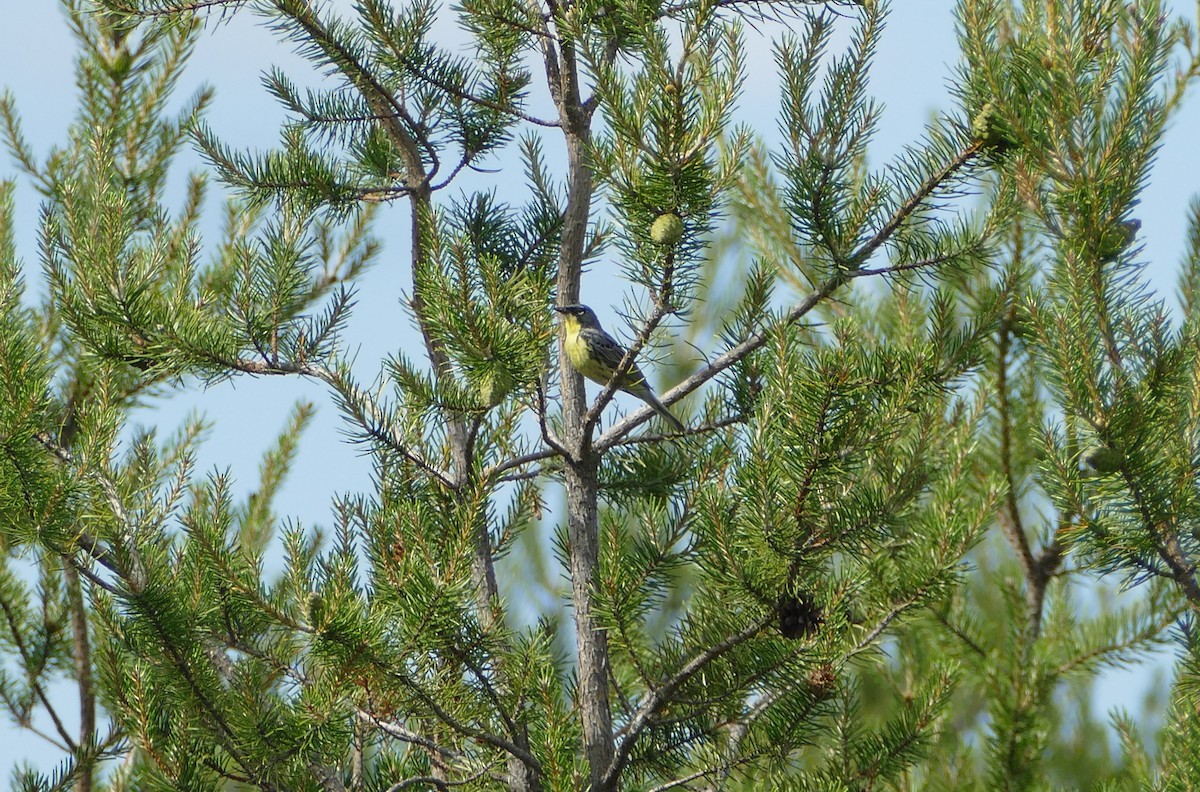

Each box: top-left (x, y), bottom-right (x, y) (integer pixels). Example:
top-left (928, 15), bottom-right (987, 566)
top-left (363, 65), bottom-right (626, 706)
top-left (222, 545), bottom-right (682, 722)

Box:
top-left (555, 304), bottom-right (685, 432)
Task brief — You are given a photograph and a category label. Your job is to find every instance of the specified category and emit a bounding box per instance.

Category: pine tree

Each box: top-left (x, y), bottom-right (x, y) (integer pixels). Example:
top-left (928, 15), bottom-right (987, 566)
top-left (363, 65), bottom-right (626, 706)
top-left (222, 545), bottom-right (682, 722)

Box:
top-left (3, 0), bottom-right (1200, 790)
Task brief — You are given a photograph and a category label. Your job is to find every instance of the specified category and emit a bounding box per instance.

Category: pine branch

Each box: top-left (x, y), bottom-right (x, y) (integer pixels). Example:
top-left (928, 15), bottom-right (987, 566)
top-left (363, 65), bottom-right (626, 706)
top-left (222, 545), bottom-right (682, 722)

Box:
top-left (483, 413), bottom-right (743, 483)
top-left (389, 48), bottom-right (559, 129)
top-left (643, 755), bottom-right (762, 792)
top-left (596, 141), bottom-right (984, 451)
top-left (32, 432), bottom-right (147, 590)
top-left (1053, 607), bottom-right (1182, 678)
top-left (849, 249), bottom-right (966, 279)
top-left (601, 616), bottom-right (771, 788)
top-left (274, 0), bottom-right (431, 187)
top-left (105, 0), bottom-right (247, 15)
top-left (383, 758), bottom-right (503, 791)
top-left (375, 665), bottom-right (545, 772)
top-left (0, 597), bottom-right (78, 751)
top-left (211, 359), bottom-right (456, 486)
top-left (996, 306), bottom-right (1046, 634)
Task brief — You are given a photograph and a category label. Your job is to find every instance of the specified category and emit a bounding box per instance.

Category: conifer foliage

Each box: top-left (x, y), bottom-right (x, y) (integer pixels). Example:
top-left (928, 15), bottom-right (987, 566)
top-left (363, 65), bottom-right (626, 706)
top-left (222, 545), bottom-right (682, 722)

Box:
top-left (3, 0), bottom-right (1200, 789)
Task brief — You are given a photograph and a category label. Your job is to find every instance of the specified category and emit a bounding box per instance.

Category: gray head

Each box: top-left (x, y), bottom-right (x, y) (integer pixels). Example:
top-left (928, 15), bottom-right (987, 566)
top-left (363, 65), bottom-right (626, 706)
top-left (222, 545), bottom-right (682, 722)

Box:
top-left (554, 304), bottom-right (602, 329)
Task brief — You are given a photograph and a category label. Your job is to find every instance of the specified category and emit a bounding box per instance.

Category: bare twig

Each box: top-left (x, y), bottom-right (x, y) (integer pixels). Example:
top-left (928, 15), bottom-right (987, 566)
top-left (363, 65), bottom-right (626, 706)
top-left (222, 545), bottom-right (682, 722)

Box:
top-left (64, 565), bottom-right (96, 792)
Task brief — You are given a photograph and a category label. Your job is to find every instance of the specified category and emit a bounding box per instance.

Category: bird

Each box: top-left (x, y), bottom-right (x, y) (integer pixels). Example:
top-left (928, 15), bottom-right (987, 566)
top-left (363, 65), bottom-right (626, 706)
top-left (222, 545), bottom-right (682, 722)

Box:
top-left (555, 304), bottom-right (685, 432)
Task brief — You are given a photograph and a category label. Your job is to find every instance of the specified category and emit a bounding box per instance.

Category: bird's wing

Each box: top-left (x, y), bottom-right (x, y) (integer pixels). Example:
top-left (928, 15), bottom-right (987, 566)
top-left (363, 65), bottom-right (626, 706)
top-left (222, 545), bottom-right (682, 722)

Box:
top-left (580, 328), bottom-right (648, 389)
top-left (580, 328), bottom-right (626, 368)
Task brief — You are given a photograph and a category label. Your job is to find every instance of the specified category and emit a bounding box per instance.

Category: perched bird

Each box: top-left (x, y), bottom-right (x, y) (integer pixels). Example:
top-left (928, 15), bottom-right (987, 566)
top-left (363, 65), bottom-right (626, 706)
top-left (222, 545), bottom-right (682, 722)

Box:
top-left (555, 304), bottom-right (685, 432)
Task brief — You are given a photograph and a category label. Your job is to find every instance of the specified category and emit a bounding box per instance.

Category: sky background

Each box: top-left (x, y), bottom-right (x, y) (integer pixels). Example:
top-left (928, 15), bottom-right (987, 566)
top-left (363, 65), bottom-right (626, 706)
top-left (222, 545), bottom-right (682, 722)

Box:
top-left (2, 0), bottom-right (1199, 780)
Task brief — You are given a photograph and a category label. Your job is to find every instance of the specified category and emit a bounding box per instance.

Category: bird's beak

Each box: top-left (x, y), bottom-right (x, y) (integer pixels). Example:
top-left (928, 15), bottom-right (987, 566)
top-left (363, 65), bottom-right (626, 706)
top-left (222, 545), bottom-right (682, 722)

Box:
top-left (554, 306), bottom-right (570, 314)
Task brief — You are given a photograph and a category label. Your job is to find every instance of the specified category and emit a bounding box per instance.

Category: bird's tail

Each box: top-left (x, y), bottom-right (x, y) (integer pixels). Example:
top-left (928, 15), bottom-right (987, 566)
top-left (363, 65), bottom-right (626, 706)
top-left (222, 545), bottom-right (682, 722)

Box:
top-left (640, 390), bottom-right (685, 433)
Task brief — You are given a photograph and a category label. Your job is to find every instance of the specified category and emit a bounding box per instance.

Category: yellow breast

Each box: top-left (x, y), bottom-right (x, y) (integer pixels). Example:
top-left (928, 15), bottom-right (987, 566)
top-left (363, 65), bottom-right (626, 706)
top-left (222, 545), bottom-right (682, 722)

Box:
top-left (562, 320), bottom-right (614, 385)
top-left (563, 325), bottom-right (598, 375)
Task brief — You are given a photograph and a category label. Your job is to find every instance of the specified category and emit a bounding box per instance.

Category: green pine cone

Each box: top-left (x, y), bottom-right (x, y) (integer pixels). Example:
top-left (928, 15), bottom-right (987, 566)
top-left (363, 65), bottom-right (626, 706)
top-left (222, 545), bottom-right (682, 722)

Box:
top-left (650, 212), bottom-right (685, 246)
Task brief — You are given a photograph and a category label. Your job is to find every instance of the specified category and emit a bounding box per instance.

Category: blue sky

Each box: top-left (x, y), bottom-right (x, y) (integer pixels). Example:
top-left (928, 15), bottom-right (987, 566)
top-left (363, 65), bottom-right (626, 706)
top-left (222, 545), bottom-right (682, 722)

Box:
top-left (2, 0), bottom-right (1198, 780)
